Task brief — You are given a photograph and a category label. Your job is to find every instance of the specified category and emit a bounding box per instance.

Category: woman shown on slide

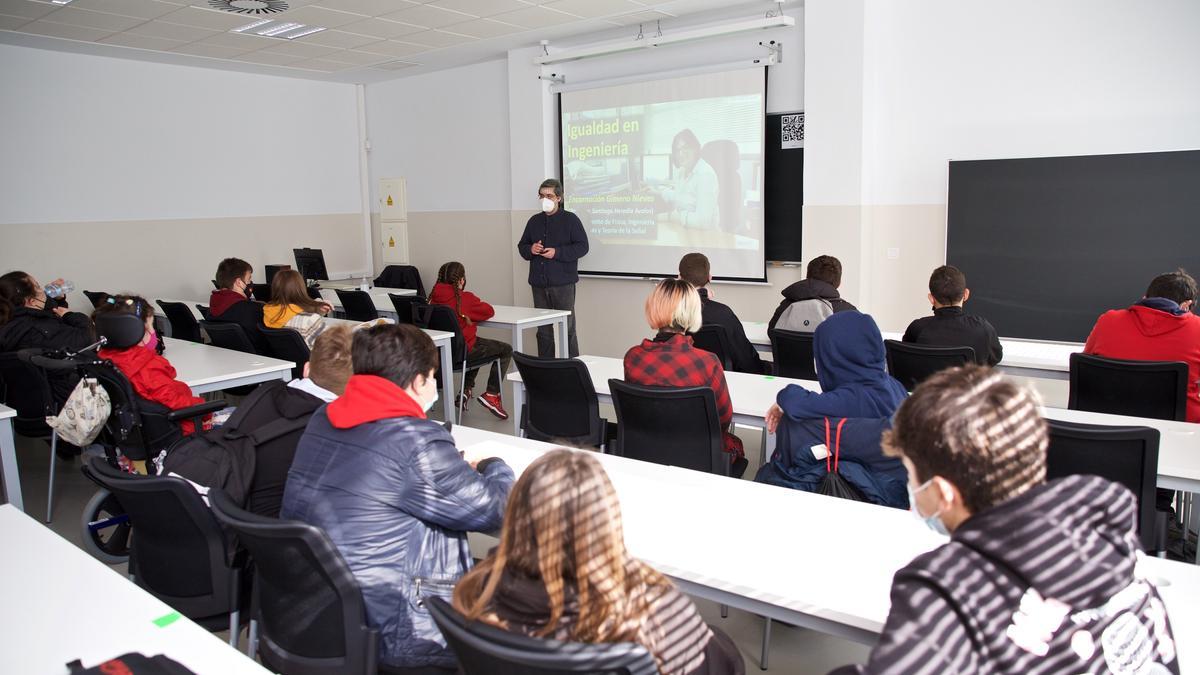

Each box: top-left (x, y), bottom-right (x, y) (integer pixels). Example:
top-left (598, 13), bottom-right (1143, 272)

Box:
top-left (652, 129), bottom-right (719, 230)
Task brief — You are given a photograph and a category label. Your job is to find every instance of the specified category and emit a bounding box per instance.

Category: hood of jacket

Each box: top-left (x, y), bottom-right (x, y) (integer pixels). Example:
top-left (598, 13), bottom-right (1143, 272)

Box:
top-left (781, 278), bottom-right (841, 302)
top-left (326, 374), bottom-right (425, 428)
top-left (813, 311), bottom-right (907, 404)
top-left (209, 288), bottom-right (247, 317)
top-left (428, 282), bottom-right (459, 307)
top-left (1127, 300), bottom-right (1194, 337)
top-left (488, 569), bottom-right (580, 634)
top-left (98, 343), bottom-right (161, 374)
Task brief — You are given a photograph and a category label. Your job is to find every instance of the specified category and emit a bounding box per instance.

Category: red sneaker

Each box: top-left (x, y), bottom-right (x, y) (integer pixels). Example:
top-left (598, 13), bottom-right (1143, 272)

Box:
top-left (477, 392), bottom-right (508, 420)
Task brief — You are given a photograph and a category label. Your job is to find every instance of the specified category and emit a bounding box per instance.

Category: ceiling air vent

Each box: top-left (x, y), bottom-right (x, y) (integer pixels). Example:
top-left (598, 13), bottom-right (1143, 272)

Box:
top-left (208, 0), bottom-right (289, 15)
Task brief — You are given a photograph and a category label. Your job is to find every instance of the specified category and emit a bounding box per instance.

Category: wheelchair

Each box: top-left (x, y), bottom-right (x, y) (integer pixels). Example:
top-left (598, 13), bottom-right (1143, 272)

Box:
top-left (28, 312), bottom-right (224, 564)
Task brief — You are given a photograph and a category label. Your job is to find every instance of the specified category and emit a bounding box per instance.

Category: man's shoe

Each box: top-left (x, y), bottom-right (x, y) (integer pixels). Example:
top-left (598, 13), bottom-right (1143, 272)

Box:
top-left (477, 392), bottom-right (509, 420)
top-left (455, 388), bottom-right (473, 411)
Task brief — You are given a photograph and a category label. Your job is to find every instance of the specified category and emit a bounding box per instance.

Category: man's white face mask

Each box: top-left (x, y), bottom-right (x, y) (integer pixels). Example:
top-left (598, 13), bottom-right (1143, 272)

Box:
top-left (541, 197), bottom-right (556, 213)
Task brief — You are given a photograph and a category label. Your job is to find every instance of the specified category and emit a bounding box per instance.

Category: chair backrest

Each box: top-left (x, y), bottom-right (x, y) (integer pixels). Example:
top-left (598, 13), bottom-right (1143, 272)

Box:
top-left (884, 340), bottom-right (976, 391)
top-left (374, 265), bottom-right (426, 298)
top-left (425, 597), bottom-right (657, 675)
top-left (259, 326), bottom-right (310, 379)
top-left (208, 489), bottom-right (378, 675)
top-left (769, 328), bottom-right (817, 380)
top-left (196, 304), bottom-right (212, 321)
top-left (1068, 353), bottom-right (1188, 422)
top-left (200, 320), bottom-right (259, 355)
top-left (387, 293), bottom-right (427, 325)
top-left (0, 350), bottom-right (56, 436)
top-left (334, 290), bottom-right (379, 322)
top-left (609, 379), bottom-right (726, 476)
top-left (83, 290), bottom-right (110, 308)
top-left (76, 356), bottom-right (180, 462)
top-left (690, 325), bottom-right (733, 371)
top-left (512, 353), bottom-right (604, 446)
top-left (1045, 419), bottom-right (1160, 552)
top-left (156, 301), bottom-right (203, 343)
top-left (415, 304), bottom-right (466, 364)
top-left (82, 457), bottom-right (238, 618)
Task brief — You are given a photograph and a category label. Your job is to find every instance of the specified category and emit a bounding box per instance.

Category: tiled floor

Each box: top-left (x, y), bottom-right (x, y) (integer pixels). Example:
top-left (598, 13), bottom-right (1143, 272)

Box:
top-left (6, 376), bottom-right (871, 673)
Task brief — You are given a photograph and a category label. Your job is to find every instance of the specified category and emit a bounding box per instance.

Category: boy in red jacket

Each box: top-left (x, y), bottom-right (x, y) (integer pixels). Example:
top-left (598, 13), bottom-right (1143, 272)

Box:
top-left (428, 262), bottom-right (513, 420)
top-left (1083, 269), bottom-right (1200, 423)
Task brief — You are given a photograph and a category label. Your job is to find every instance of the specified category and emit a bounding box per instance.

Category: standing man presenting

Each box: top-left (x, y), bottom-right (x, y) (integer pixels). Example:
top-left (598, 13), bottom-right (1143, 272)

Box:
top-left (517, 178), bottom-right (589, 357)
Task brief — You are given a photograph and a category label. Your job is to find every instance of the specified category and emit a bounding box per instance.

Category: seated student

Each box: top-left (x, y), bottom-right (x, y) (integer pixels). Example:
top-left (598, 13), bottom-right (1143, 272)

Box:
top-left (1084, 268), bottom-right (1200, 423)
top-left (624, 279), bottom-right (746, 477)
top-left (428, 261), bottom-right (513, 420)
top-left (454, 449), bottom-right (744, 675)
top-left (769, 254), bottom-right (857, 332)
top-left (832, 365), bottom-right (1179, 674)
top-left (208, 257), bottom-right (270, 354)
top-left (902, 265), bottom-right (1002, 366)
top-left (93, 295), bottom-right (209, 437)
top-left (0, 271), bottom-right (94, 406)
top-left (757, 311), bottom-right (909, 507)
top-left (282, 323), bottom-right (514, 672)
top-left (261, 269), bottom-right (332, 347)
top-left (678, 252), bottom-right (770, 374)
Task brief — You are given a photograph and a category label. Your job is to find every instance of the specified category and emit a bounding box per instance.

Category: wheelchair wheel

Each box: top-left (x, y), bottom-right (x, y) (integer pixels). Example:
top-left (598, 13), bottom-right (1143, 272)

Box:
top-left (81, 488), bottom-right (131, 565)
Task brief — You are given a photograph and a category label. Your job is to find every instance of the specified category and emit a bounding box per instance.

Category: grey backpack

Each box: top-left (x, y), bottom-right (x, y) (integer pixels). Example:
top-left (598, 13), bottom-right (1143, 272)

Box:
top-left (776, 298), bottom-right (835, 332)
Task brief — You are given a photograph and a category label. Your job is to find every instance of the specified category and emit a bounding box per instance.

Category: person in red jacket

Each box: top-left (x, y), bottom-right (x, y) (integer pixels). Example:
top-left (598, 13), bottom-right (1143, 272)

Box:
top-left (94, 295), bottom-right (210, 441)
top-left (1084, 269), bottom-right (1200, 423)
top-left (429, 261), bottom-right (513, 420)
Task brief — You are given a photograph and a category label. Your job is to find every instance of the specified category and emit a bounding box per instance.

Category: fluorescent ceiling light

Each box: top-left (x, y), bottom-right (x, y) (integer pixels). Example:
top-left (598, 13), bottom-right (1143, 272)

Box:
top-left (49, 0), bottom-right (76, 4)
top-left (232, 19), bottom-right (325, 40)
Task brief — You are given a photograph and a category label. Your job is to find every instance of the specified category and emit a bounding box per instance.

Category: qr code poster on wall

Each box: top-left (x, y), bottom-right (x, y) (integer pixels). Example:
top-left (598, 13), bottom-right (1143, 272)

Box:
top-left (781, 112), bottom-right (804, 150)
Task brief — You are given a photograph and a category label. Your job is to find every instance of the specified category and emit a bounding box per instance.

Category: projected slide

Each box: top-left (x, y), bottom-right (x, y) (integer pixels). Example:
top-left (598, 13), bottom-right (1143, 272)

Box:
top-left (561, 68), bottom-right (766, 280)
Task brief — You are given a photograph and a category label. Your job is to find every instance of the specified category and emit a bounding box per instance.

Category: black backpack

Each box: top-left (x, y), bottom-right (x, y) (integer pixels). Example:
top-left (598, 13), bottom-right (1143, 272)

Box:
top-left (160, 380), bottom-right (318, 507)
top-left (816, 417), bottom-right (868, 502)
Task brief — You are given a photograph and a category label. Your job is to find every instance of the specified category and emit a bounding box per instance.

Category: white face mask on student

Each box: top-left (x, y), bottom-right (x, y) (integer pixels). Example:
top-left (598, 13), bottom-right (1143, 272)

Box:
top-left (541, 197), bottom-right (556, 213)
top-left (908, 479), bottom-right (949, 536)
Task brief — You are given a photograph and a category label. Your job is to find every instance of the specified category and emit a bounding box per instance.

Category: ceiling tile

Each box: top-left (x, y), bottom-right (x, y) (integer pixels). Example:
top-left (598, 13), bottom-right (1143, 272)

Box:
top-left (428, 0), bottom-right (529, 18)
top-left (293, 28), bottom-right (378, 48)
top-left (318, 48), bottom-right (389, 65)
top-left (170, 41), bottom-right (249, 58)
top-left (402, 28), bottom-right (471, 48)
top-left (442, 17), bottom-right (524, 39)
top-left (126, 20), bottom-right (219, 41)
top-left (271, 5), bottom-right (364, 28)
top-left (370, 59), bottom-right (421, 71)
top-left (0, 13), bottom-right (31, 30)
top-left (336, 16), bottom-right (424, 38)
top-left (0, 0), bottom-right (54, 21)
top-left (290, 57), bottom-right (353, 72)
top-left (69, 0), bottom-right (179, 20)
top-left (255, 39), bottom-right (339, 58)
top-left (41, 6), bottom-right (145, 32)
top-left (313, 0), bottom-right (417, 17)
top-left (490, 5), bottom-right (577, 29)
top-left (379, 3), bottom-right (472, 29)
top-left (607, 9), bottom-right (673, 25)
top-left (19, 20), bottom-right (115, 41)
top-left (158, 6), bottom-right (261, 30)
top-left (542, 0), bottom-right (642, 19)
top-left (98, 31), bottom-right (187, 50)
top-left (195, 31), bottom-right (280, 50)
top-left (356, 39), bottom-right (427, 58)
top-left (234, 50), bottom-right (306, 65)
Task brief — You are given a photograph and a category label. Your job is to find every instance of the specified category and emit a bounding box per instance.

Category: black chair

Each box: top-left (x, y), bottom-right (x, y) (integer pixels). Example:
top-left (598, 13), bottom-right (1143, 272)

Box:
top-left (82, 458), bottom-right (246, 646)
top-left (259, 326), bottom-right (310, 380)
top-left (334, 289), bottom-right (379, 322)
top-left (608, 379), bottom-right (727, 476)
top-left (512, 353), bottom-right (608, 448)
top-left (770, 328), bottom-right (817, 380)
top-left (388, 293), bottom-right (427, 325)
top-left (157, 300), bottom-right (203, 343)
top-left (201, 320), bottom-right (259, 355)
top-left (1046, 419), bottom-right (1167, 555)
top-left (415, 304), bottom-right (504, 420)
top-left (690, 324), bottom-right (733, 371)
top-left (374, 264), bottom-right (426, 298)
top-left (1068, 353), bottom-right (1188, 422)
top-left (425, 597), bottom-right (657, 675)
top-left (196, 304), bottom-right (212, 321)
top-left (0, 350), bottom-right (64, 522)
top-left (208, 489), bottom-right (378, 673)
top-left (82, 290), bottom-right (110, 308)
top-left (884, 340), bottom-right (976, 391)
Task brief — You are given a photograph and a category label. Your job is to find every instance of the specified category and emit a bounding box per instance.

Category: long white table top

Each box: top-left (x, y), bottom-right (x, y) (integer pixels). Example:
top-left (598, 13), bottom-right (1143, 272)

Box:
top-left (164, 337), bottom-right (294, 393)
top-left (452, 426), bottom-right (1199, 664)
top-left (323, 317), bottom-right (454, 345)
top-left (0, 505), bottom-right (270, 674)
top-left (320, 287), bottom-right (415, 314)
top-left (477, 306), bottom-right (571, 327)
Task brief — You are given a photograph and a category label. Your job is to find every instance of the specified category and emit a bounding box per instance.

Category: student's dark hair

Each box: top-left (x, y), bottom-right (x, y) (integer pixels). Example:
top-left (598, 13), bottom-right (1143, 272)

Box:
top-left (437, 261), bottom-right (467, 316)
top-left (1145, 268), bottom-right (1197, 305)
top-left (351, 323), bottom-right (438, 390)
top-left (928, 265), bottom-right (967, 305)
top-left (0, 271), bottom-right (37, 326)
top-left (90, 294), bottom-right (154, 349)
top-left (805, 255), bottom-right (842, 288)
top-left (678, 253), bottom-right (710, 288)
top-left (539, 178), bottom-right (563, 198)
top-left (215, 258), bottom-right (253, 290)
top-left (883, 365), bottom-right (1047, 514)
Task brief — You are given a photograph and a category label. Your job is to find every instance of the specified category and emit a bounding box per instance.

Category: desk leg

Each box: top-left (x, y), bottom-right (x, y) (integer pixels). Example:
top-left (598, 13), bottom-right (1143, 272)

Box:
top-left (0, 417), bottom-right (23, 512)
top-left (512, 326), bottom-right (523, 358)
top-left (762, 429), bottom-right (776, 466)
top-left (557, 317), bottom-right (569, 358)
top-left (512, 383), bottom-right (525, 436)
top-left (439, 341), bottom-right (455, 423)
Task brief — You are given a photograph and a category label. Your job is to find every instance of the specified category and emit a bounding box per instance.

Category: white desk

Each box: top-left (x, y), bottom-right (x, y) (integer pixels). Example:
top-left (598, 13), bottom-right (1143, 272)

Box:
top-left (505, 354), bottom-right (821, 460)
top-left (743, 321), bottom-right (1082, 381)
top-left (165, 337), bottom-right (294, 395)
top-left (0, 405), bottom-right (19, 512)
top-left (477, 306), bottom-right (572, 359)
top-left (320, 287), bottom-right (415, 319)
top-left (0, 505), bottom-right (270, 674)
top-left (451, 426), bottom-right (1199, 665)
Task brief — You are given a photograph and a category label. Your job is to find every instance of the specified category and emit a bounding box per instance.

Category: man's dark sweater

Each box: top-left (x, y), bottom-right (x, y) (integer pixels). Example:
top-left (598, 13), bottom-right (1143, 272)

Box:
top-left (517, 209), bottom-right (590, 288)
top-left (697, 288), bottom-right (769, 374)
top-left (902, 305), bottom-right (1003, 366)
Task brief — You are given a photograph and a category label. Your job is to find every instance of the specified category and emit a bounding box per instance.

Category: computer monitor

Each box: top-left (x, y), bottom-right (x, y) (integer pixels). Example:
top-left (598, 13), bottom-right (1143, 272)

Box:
top-left (293, 248), bottom-right (328, 282)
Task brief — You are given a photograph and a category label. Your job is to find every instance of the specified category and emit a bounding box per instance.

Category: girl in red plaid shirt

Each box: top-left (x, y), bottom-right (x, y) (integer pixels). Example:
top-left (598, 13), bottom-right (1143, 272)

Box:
top-left (623, 279), bottom-right (746, 477)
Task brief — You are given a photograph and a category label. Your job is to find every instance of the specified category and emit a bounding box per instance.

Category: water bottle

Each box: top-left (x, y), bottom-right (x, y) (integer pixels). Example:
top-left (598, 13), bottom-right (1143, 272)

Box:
top-left (44, 280), bottom-right (75, 298)
top-left (360, 276), bottom-right (369, 292)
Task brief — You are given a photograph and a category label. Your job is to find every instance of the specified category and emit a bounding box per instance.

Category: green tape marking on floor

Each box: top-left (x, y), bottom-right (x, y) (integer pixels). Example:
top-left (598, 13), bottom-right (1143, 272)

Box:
top-left (153, 611), bottom-right (182, 628)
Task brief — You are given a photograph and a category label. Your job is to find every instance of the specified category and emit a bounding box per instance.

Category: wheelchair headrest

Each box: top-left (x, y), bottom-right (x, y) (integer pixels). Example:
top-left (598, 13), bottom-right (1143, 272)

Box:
top-left (95, 313), bottom-right (146, 349)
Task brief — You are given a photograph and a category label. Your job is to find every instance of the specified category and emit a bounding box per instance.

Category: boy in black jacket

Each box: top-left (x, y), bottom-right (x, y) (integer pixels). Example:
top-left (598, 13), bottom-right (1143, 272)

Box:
top-left (679, 253), bottom-right (769, 374)
top-left (902, 265), bottom-right (1002, 366)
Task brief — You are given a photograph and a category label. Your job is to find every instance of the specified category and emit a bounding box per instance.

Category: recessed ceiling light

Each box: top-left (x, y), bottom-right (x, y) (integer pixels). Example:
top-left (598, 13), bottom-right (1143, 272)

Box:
top-left (231, 19), bottom-right (325, 40)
